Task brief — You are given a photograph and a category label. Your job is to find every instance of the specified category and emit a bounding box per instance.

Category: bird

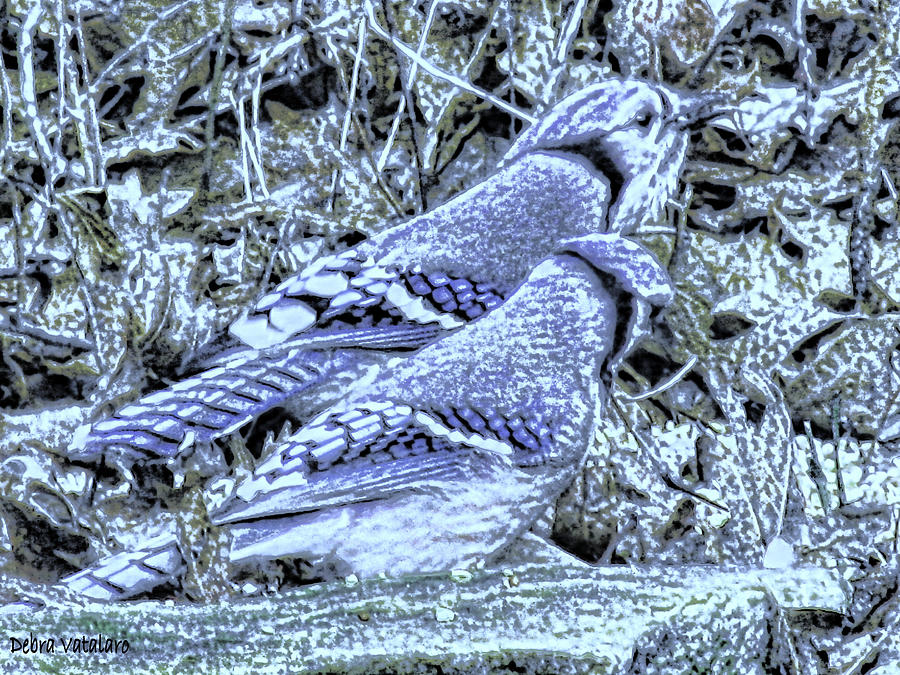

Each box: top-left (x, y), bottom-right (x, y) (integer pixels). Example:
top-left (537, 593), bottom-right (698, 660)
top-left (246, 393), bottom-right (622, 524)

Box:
top-left (61, 232), bottom-right (673, 600)
top-left (68, 77), bottom-right (718, 472)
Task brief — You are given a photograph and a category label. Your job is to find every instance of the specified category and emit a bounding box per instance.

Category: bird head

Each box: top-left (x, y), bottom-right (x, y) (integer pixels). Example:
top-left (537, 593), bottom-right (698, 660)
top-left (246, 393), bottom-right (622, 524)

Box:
top-left (558, 232), bottom-right (674, 384)
top-left (504, 79), bottom-right (730, 233)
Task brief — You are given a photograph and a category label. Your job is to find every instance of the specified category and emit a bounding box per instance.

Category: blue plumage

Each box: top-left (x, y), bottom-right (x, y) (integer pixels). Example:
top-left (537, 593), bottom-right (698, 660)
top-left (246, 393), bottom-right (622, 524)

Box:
top-left (72, 79), bottom-right (700, 471)
top-left (63, 234), bottom-right (675, 600)
top-left (58, 77), bottom-right (730, 600)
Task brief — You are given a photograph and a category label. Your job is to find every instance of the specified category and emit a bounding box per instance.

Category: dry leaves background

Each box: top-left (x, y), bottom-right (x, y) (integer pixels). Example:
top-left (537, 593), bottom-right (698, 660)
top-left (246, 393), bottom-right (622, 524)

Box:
top-left (0, 0), bottom-right (899, 671)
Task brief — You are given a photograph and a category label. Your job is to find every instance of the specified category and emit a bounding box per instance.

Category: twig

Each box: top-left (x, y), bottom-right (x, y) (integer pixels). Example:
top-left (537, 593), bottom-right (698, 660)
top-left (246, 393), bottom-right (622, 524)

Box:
top-left (378, 0), bottom-right (429, 211)
top-left (503, 0), bottom-right (515, 138)
top-left (228, 92), bottom-right (253, 202)
top-left (47, 189), bottom-right (105, 367)
top-left (548, 0), bottom-right (588, 97)
top-left (608, 398), bottom-right (726, 512)
top-left (0, 45), bottom-right (13, 168)
top-left (0, 335), bottom-right (29, 401)
top-left (429, 0), bottom-right (502, 176)
top-left (229, 90), bottom-right (269, 202)
top-left (831, 398), bottom-right (848, 507)
top-left (137, 170), bottom-right (173, 351)
top-left (319, 20), bottom-right (402, 217)
top-left (793, 0), bottom-right (816, 147)
top-left (619, 355), bottom-right (698, 402)
top-left (93, 0), bottom-right (194, 88)
top-left (160, 30), bottom-right (218, 65)
top-left (364, 0), bottom-right (536, 124)
top-left (251, 70), bottom-right (268, 198)
top-left (802, 420), bottom-right (833, 514)
top-left (202, 0), bottom-right (238, 193)
top-left (258, 216), bottom-right (289, 300)
top-left (330, 16), bottom-right (367, 210)
top-left (0, 316), bottom-right (93, 352)
top-left (74, 11), bottom-right (104, 185)
top-left (882, 168), bottom-right (898, 201)
top-left (66, 64), bottom-right (97, 185)
top-left (11, 158), bottom-right (24, 309)
top-left (764, 583), bottom-right (805, 672)
top-left (840, 620), bottom-right (898, 675)
top-left (376, 1), bottom-right (439, 175)
top-left (19, 5), bottom-right (64, 180)
top-left (54, 0), bottom-right (67, 161)
top-left (340, 16), bottom-right (366, 118)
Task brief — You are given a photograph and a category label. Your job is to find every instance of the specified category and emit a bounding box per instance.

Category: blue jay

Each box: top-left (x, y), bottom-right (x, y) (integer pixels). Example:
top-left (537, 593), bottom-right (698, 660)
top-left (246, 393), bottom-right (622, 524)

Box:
top-left (70, 78), bottom-right (713, 469)
top-left (62, 233), bottom-right (673, 600)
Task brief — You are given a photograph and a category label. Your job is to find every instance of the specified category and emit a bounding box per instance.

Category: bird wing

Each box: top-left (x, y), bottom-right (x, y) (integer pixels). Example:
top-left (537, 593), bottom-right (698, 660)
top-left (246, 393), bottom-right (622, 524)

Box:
top-left (73, 260), bottom-right (506, 467)
top-left (70, 347), bottom-right (351, 464)
top-left (226, 150), bottom-right (612, 352)
top-left (61, 534), bottom-right (182, 601)
top-left (229, 248), bottom-right (507, 350)
top-left (210, 399), bottom-right (556, 525)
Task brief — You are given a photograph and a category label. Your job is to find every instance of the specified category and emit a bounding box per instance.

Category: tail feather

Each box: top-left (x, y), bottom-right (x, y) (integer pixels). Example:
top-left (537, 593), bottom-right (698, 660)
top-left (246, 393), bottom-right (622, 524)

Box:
top-left (71, 348), bottom-right (338, 464)
top-left (61, 535), bottom-right (182, 601)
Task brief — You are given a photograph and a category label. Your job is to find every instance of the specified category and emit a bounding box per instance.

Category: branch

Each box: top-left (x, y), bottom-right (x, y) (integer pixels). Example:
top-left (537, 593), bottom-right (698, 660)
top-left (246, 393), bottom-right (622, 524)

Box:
top-left (0, 563), bottom-right (846, 672)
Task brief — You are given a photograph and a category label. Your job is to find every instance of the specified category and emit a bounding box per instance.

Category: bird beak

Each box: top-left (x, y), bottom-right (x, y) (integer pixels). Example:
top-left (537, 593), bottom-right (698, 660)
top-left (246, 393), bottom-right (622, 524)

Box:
top-left (667, 90), bottom-right (736, 131)
top-left (558, 233), bottom-right (674, 307)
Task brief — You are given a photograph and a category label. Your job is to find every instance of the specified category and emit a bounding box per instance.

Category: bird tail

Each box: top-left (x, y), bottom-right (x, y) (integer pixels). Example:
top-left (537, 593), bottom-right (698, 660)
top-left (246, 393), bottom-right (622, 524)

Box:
top-left (60, 535), bottom-right (182, 601)
top-left (69, 347), bottom-right (348, 466)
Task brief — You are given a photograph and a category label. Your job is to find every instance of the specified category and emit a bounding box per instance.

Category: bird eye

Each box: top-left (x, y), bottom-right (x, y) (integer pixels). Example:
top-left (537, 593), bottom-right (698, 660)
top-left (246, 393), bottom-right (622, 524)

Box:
top-left (635, 112), bottom-right (652, 128)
